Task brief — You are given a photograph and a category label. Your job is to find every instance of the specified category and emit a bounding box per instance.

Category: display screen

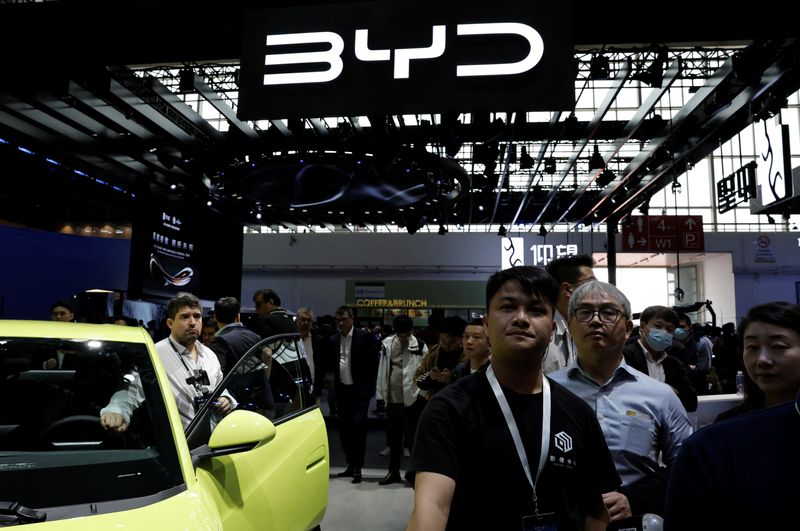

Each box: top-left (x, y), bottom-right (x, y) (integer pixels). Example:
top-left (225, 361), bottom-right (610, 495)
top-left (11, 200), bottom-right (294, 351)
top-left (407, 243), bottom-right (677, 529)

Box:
top-left (128, 197), bottom-right (242, 302)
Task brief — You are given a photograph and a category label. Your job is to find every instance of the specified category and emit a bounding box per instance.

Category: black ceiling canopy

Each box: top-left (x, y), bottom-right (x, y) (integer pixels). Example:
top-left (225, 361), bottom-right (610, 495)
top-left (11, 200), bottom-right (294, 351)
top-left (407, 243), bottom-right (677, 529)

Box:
top-left (0, 1), bottom-right (799, 232)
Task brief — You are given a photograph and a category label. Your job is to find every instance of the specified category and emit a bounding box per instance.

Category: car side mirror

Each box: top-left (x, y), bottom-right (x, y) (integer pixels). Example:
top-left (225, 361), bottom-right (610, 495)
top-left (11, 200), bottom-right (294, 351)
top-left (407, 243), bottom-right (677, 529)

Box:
top-left (190, 410), bottom-right (276, 466)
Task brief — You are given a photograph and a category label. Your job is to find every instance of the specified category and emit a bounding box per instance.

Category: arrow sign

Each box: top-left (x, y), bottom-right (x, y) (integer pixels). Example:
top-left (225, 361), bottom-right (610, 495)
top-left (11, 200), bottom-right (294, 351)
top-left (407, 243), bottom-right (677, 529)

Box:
top-left (621, 215), bottom-right (704, 252)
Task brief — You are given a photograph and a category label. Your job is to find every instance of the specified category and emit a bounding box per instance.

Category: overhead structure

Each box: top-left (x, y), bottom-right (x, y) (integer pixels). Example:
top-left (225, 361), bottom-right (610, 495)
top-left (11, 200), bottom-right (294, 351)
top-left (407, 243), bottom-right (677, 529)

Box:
top-left (0, 1), bottom-right (798, 231)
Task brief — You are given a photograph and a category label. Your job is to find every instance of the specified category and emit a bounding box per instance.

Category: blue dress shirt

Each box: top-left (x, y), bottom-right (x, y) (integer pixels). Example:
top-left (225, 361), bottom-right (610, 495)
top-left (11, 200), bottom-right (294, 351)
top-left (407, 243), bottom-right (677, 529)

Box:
top-left (549, 358), bottom-right (693, 487)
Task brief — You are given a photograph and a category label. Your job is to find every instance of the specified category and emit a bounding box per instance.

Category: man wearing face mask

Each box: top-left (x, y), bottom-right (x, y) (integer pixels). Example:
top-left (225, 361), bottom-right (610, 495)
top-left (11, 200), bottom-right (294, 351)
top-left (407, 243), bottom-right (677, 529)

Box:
top-left (623, 306), bottom-right (698, 412)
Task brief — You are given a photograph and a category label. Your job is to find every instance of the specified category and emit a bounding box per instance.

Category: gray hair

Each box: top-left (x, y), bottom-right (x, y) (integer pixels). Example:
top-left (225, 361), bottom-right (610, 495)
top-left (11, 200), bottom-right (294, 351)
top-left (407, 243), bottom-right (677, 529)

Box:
top-left (567, 281), bottom-right (632, 320)
top-left (297, 307), bottom-right (315, 320)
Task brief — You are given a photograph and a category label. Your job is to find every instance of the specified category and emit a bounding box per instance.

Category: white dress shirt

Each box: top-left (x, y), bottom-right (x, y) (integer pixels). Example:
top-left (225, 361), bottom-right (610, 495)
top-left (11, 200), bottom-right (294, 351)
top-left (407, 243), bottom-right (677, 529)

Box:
top-left (338, 328), bottom-right (354, 385)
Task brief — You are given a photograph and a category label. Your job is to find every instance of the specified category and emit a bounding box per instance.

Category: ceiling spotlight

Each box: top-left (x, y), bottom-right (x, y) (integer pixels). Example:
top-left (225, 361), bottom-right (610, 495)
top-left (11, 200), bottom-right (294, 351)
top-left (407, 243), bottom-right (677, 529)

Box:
top-left (497, 225), bottom-right (507, 237)
top-left (588, 144), bottom-right (605, 171)
top-left (206, 200), bottom-right (212, 207)
top-left (438, 224), bottom-right (448, 235)
top-left (544, 156), bottom-right (557, 174)
top-left (596, 169), bottom-right (615, 188)
top-left (589, 54), bottom-right (611, 80)
top-left (478, 205), bottom-right (485, 211)
top-left (671, 179), bottom-right (682, 193)
top-left (538, 224), bottom-right (548, 236)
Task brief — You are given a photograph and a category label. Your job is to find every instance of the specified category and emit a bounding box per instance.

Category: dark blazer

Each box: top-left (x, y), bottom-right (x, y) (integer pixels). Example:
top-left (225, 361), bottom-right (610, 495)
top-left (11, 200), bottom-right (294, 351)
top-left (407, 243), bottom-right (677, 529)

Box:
top-left (249, 307), bottom-right (297, 340)
top-left (623, 339), bottom-right (698, 412)
top-left (302, 328), bottom-right (327, 398)
top-left (211, 322), bottom-right (262, 374)
top-left (329, 327), bottom-right (380, 400)
top-left (211, 322), bottom-right (274, 410)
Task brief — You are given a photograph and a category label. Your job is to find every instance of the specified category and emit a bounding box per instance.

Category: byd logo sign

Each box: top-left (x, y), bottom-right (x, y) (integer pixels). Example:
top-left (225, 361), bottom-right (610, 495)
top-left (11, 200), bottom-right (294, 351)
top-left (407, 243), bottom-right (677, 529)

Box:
top-left (237, 1), bottom-right (574, 119)
top-left (262, 23), bottom-right (544, 86)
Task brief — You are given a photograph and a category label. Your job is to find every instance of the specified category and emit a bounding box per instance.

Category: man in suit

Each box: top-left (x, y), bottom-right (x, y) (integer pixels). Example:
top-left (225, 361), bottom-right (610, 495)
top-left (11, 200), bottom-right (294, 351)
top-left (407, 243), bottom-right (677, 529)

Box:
top-left (211, 296), bottom-right (273, 413)
top-left (623, 305), bottom-right (698, 413)
top-left (296, 307), bottom-right (326, 401)
top-left (542, 254), bottom-right (597, 374)
top-left (211, 297), bottom-right (263, 374)
top-left (330, 305), bottom-right (380, 484)
top-left (250, 288), bottom-right (297, 339)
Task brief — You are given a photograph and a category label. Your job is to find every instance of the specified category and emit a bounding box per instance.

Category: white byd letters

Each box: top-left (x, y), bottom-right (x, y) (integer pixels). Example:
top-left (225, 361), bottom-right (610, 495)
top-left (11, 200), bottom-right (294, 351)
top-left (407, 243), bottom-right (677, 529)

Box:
top-left (456, 22), bottom-right (544, 77)
top-left (393, 25), bottom-right (446, 78)
top-left (261, 22), bottom-right (543, 85)
top-left (355, 26), bottom-right (446, 79)
top-left (263, 31), bottom-right (345, 85)
top-left (354, 29), bottom-right (390, 62)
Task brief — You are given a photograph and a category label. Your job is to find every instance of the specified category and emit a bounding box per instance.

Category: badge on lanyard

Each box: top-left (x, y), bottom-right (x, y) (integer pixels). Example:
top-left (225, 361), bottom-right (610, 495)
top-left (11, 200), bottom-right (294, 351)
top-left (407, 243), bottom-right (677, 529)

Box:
top-left (522, 512), bottom-right (557, 531)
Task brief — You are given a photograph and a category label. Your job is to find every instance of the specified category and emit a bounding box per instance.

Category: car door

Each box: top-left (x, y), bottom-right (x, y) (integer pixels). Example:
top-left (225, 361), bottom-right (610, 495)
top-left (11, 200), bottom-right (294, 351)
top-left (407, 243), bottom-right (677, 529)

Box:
top-left (188, 333), bottom-right (329, 531)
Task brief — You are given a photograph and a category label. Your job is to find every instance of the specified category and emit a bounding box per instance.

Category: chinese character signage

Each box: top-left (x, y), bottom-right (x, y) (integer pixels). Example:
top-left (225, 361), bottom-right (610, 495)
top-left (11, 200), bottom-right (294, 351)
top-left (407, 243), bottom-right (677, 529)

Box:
top-left (752, 119), bottom-right (793, 213)
top-left (716, 161), bottom-right (756, 214)
top-left (500, 237), bottom-right (579, 269)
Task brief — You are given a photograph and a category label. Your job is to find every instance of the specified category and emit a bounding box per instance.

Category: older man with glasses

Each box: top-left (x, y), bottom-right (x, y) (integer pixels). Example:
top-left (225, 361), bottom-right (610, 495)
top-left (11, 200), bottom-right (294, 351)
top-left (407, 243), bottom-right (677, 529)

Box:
top-left (549, 281), bottom-right (692, 523)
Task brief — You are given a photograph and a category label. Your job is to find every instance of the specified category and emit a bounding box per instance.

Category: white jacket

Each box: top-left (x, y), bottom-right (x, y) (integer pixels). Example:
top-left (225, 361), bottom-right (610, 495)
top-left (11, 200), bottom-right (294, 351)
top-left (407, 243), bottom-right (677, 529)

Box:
top-left (376, 334), bottom-right (428, 406)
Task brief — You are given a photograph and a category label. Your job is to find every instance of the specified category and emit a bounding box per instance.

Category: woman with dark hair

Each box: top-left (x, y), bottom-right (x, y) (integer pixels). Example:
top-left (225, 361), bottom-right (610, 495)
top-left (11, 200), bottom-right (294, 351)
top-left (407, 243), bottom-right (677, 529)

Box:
top-left (715, 301), bottom-right (800, 422)
top-left (664, 301), bottom-right (800, 529)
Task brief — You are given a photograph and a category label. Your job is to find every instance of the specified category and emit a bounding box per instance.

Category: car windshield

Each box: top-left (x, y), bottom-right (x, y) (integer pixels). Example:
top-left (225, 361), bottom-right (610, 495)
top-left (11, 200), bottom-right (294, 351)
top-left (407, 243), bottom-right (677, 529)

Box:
top-left (0, 335), bottom-right (184, 513)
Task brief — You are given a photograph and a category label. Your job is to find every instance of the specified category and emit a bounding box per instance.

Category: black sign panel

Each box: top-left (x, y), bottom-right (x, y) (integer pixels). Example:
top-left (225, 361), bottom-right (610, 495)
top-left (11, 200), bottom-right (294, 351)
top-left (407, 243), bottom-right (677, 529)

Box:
top-left (238, 0), bottom-right (574, 119)
top-left (128, 197), bottom-right (242, 302)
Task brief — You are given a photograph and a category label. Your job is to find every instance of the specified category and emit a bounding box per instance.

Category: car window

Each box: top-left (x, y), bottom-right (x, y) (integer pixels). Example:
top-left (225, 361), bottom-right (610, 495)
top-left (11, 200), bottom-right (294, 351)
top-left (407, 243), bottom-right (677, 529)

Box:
top-left (186, 333), bottom-right (314, 447)
top-left (0, 336), bottom-right (184, 510)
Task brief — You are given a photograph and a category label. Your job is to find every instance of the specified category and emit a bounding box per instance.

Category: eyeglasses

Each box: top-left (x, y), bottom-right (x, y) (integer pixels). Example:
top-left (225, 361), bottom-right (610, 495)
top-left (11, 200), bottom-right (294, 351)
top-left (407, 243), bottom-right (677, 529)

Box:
top-left (573, 307), bottom-right (623, 324)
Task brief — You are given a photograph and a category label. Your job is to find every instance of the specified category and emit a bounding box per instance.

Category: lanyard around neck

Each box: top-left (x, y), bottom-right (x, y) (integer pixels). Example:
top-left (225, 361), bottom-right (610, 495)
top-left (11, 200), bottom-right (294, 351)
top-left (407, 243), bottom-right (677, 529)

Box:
top-left (486, 364), bottom-right (551, 513)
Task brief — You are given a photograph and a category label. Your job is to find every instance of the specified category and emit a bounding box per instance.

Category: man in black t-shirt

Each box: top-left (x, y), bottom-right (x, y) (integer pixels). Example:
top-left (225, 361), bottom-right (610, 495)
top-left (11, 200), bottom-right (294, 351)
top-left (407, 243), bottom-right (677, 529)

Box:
top-left (408, 266), bottom-right (620, 531)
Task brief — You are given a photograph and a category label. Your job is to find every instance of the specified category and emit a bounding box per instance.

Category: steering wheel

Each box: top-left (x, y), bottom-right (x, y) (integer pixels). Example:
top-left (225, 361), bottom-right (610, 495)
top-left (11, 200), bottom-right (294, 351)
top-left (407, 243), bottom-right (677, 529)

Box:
top-left (38, 415), bottom-right (115, 449)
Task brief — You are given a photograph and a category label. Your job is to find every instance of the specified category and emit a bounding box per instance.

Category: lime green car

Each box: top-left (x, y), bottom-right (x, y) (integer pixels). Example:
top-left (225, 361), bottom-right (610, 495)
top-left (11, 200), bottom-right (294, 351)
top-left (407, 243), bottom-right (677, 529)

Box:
top-left (0, 321), bottom-right (328, 529)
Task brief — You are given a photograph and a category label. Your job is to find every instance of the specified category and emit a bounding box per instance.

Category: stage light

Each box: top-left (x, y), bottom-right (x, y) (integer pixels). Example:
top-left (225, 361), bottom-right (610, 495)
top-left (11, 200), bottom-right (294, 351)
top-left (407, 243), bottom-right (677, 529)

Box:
top-left (588, 144), bottom-right (605, 171)
top-left (589, 54), bottom-right (610, 80)
top-left (519, 146), bottom-right (535, 170)
top-left (544, 156), bottom-right (557, 174)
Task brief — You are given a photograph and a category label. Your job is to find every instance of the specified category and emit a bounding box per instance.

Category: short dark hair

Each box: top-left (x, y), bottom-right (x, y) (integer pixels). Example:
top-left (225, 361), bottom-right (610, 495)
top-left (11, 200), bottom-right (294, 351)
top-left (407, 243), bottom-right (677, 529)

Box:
top-left (738, 301), bottom-right (800, 352)
top-left (214, 297), bottom-right (240, 324)
top-left (545, 254), bottom-right (595, 284)
top-left (486, 266), bottom-right (558, 316)
top-left (439, 315), bottom-right (467, 337)
top-left (466, 317), bottom-right (484, 327)
top-left (51, 299), bottom-right (74, 313)
top-left (677, 312), bottom-right (691, 325)
top-left (335, 305), bottom-right (354, 319)
top-left (166, 292), bottom-right (202, 319)
top-left (393, 314), bottom-right (414, 334)
top-left (640, 305), bottom-right (679, 327)
top-left (253, 288), bottom-right (281, 307)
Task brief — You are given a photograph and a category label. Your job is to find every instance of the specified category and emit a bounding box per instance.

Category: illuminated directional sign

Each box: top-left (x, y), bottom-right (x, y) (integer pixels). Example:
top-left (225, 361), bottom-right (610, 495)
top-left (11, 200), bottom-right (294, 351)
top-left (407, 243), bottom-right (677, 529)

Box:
top-left (621, 215), bottom-right (705, 252)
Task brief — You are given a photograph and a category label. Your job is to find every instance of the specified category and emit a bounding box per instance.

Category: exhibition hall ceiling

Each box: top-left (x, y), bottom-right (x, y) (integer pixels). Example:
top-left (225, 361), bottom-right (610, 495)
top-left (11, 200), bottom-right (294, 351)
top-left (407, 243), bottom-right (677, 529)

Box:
top-left (0, 1), bottom-right (798, 233)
